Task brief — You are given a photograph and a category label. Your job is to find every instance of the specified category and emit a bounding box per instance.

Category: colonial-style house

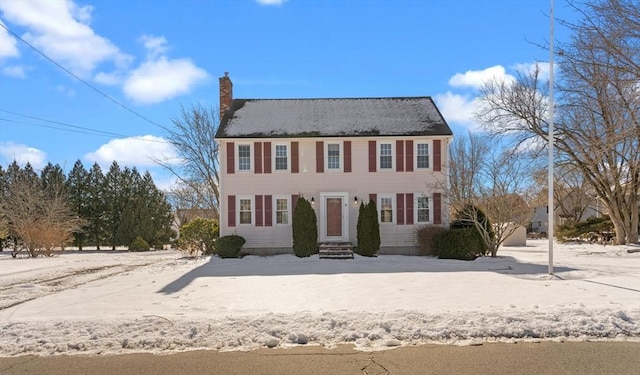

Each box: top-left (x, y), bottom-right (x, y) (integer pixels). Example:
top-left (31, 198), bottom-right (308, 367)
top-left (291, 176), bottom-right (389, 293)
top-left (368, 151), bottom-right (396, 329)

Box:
top-left (216, 73), bottom-right (453, 255)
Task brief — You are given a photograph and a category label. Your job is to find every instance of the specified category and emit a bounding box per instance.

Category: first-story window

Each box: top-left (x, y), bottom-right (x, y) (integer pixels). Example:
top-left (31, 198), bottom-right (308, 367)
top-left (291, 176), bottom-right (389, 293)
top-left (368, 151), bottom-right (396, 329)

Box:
top-left (379, 143), bottom-right (392, 169)
top-left (417, 196), bottom-right (430, 223)
top-left (238, 145), bottom-right (251, 171)
top-left (380, 196), bottom-right (393, 223)
top-left (276, 198), bottom-right (288, 224)
top-left (275, 144), bottom-right (288, 171)
top-left (239, 198), bottom-right (252, 224)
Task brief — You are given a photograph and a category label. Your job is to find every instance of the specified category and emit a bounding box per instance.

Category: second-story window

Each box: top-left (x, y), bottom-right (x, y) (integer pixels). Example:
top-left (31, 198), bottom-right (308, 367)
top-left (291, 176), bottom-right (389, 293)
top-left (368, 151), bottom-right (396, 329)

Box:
top-left (238, 145), bottom-right (251, 171)
top-left (379, 143), bottom-right (392, 169)
top-left (327, 143), bottom-right (340, 170)
top-left (417, 143), bottom-right (429, 169)
top-left (275, 144), bottom-right (288, 171)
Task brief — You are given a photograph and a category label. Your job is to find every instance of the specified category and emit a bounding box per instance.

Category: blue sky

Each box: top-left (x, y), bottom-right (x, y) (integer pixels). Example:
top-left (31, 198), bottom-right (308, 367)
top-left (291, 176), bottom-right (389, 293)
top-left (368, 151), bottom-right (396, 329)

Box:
top-left (0, 0), bottom-right (574, 189)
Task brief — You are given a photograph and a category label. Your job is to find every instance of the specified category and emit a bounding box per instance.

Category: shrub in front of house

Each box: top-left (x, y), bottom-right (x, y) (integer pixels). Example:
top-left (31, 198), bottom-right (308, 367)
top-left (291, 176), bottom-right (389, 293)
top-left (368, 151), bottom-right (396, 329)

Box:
top-left (292, 197), bottom-right (318, 257)
top-left (452, 204), bottom-right (493, 255)
top-left (129, 236), bottom-right (150, 252)
top-left (356, 200), bottom-right (380, 257)
top-left (416, 225), bottom-right (446, 256)
top-left (178, 218), bottom-right (219, 256)
top-left (432, 228), bottom-right (485, 260)
top-left (216, 235), bottom-right (245, 258)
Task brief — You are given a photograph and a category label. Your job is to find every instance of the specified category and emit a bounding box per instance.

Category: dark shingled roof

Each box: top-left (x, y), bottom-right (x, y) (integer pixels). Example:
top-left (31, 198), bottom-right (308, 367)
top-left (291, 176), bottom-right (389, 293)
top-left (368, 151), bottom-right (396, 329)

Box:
top-left (216, 97), bottom-right (453, 138)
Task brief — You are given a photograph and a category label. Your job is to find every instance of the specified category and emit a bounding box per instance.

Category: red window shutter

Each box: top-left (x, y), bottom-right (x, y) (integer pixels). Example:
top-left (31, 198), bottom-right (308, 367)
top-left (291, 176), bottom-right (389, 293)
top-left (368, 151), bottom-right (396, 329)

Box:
top-left (397, 193), bottom-right (405, 225)
top-left (255, 142), bottom-right (263, 174)
top-left (433, 140), bottom-right (441, 172)
top-left (292, 194), bottom-right (299, 214)
top-left (316, 141), bottom-right (324, 173)
top-left (369, 193), bottom-right (377, 205)
top-left (406, 193), bottom-right (414, 225)
top-left (226, 142), bottom-right (235, 174)
top-left (255, 195), bottom-right (264, 227)
top-left (405, 140), bottom-right (414, 172)
top-left (263, 142), bottom-right (272, 174)
top-left (291, 142), bottom-right (299, 173)
top-left (396, 140), bottom-right (404, 172)
top-left (344, 141), bottom-right (352, 173)
top-left (433, 192), bottom-right (442, 224)
top-left (265, 195), bottom-right (273, 226)
top-left (227, 195), bottom-right (236, 227)
top-left (368, 141), bottom-right (376, 172)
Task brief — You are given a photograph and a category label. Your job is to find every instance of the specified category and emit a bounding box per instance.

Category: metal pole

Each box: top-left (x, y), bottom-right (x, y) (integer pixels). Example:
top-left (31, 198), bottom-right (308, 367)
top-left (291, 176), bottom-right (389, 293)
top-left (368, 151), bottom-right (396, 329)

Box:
top-left (548, 0), bottom-right (555, 275)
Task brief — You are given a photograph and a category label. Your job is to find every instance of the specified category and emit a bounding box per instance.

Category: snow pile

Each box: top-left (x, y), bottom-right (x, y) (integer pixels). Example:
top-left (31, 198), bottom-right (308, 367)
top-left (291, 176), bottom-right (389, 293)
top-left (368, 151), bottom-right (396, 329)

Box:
top-left (0, 240), bottom-right (638, 357)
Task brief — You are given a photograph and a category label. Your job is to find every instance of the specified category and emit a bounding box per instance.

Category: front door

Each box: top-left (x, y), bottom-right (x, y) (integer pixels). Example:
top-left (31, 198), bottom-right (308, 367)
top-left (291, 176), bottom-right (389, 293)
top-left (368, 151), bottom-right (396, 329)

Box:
top-left (326, 198), bottom-right (342, 237)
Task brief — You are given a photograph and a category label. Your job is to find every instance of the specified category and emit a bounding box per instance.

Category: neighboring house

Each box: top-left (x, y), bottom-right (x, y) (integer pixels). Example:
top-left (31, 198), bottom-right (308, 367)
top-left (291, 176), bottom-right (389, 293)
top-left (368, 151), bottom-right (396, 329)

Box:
top-left (216, 73), bottom-right (453, 255)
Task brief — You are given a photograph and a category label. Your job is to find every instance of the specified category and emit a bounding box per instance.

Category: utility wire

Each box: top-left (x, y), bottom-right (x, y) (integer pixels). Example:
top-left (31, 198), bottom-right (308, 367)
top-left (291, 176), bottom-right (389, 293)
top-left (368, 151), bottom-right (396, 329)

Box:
top-left (0, 22), bottom-right (167, 131)
top-left (0, 112), bottom-right (169, 144)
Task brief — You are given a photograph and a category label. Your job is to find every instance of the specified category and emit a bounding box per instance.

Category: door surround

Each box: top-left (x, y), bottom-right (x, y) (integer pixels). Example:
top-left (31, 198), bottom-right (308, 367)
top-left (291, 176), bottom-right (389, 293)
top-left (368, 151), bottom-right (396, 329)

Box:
top-left (319, 192), bottom-right (349, 242)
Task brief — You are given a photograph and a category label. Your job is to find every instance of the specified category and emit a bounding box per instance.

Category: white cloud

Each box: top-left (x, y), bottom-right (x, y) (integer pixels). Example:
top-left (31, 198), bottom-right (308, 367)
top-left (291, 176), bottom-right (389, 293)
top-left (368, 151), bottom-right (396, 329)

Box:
top-left (56, 85), bottom-right (76, 97)
top-left (84, 135), bottom-right (180, 169)
top-left (0, 21), bottom-right (20, 59)
top-left (0, 141), bottom-right (46, 169)
top-left (513, 62), bottom-right (551, 82)
top-left (123, 57), bottom-right (208, 104)
top-left (140, 34), bottom-right (168, 59)
top-left (1, 65), bottom-right (26, 78)
top-left (448, 65), bottom-right (515, 90)
top-left (94, 71), bottom-right (122, 85)
top-left (433, 91), bottom-right (482, 130)
top-left (0, 0), bottom-right (132, 76)
top-left (255, 0), bottom-right (288, 5)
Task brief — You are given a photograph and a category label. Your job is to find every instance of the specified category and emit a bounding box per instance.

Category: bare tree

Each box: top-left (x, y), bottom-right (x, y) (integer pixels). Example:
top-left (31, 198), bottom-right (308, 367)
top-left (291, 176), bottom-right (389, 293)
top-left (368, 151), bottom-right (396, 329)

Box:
top-left (2, 173), bottom-right (84, 257)
top-left (477, 0), bottom-right (639, 244)
top-left (157, 104), bottom-right (220, 216)
top-left (448, 134), bottom-right (534, 257)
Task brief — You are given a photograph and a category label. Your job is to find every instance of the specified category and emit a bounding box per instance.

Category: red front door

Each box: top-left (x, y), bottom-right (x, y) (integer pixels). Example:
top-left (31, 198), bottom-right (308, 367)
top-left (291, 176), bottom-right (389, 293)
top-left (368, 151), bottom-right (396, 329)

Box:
top-left (326, 198), bottom-right (342, 237)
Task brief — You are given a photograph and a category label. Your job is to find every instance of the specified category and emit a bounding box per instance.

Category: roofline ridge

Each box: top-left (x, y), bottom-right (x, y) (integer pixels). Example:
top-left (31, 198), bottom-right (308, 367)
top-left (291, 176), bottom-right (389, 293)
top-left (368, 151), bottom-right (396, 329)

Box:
top-left (232, 96), bottom-right (434, 101)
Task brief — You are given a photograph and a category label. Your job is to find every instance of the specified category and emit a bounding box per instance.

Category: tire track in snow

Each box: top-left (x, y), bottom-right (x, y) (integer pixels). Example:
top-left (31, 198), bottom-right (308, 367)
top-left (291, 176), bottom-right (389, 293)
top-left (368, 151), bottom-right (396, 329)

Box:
top-left (0, 261), bottom-right (163, 311)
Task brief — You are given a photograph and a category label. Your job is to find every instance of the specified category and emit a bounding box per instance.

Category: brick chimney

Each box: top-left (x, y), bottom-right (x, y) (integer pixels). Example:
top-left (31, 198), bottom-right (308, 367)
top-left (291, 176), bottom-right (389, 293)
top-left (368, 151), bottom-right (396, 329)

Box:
top-left (219, 72), bottom-right (233, 120)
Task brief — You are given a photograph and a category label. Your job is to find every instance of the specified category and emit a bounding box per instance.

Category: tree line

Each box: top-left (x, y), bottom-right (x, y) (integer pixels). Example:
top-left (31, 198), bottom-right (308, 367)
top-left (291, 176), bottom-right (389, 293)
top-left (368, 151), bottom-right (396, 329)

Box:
top-left (0, 159), bottom-right (175, 256)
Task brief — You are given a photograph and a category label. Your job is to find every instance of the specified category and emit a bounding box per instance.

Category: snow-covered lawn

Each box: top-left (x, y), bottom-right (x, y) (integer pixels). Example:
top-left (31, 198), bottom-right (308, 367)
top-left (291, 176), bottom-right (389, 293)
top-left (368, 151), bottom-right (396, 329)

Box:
top-left (0, 240), bottom-right (638, 357)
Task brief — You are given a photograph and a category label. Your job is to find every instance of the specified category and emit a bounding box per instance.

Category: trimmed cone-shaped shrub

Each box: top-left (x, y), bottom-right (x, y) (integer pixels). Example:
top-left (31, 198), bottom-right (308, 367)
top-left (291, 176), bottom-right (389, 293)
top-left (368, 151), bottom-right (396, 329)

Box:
top-left (356, 200), bottom-right (380, 257)
top-left (129, 236), bottom-right (150, 252)
top-left (292, 197), bottom-right (318, 257)
top-left (216, 235), bottom-right (245, 258)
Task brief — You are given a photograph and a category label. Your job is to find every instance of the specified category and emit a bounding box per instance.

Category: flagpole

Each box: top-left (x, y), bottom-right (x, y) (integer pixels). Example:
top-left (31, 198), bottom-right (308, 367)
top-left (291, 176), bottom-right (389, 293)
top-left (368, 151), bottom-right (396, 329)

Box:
top-left (548, 0), bottom-right (555, 275)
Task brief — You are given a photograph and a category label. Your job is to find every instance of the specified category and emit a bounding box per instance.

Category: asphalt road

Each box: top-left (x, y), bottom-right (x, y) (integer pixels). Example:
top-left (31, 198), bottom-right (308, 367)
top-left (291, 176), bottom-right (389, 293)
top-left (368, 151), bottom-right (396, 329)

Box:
top-left (1, 341), bottom-right (639, 375)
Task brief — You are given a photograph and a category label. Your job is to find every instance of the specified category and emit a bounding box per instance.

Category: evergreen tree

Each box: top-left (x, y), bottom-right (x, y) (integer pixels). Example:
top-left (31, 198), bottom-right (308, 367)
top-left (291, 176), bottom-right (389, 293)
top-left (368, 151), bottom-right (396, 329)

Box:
top-left (142, 172), bottom-right (174, 246)
top-left (40, 162), bottom-right (66, 198)
top-left (87, 163), bottom-right (106, 249)
top-left (292, 197), bottom-right (318, 257)
top-left (103, 161), bottom-right (124, 250)
top-left (356, 200), bottom-right (380, 257)
top-left (66, 160), bottom-right (90, 249)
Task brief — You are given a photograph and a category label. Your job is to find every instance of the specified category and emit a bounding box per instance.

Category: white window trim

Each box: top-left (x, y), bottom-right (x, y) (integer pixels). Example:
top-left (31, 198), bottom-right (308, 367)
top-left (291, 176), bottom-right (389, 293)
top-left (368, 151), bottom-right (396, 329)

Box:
top-left (237, 195), bottom-right (254, 226)
top-left (236, 143), bottom-right (253, 173)
top-left (415, 141), bottom-right (432, 170)
top-left (272, 142), bottom-right (290, 173)
top-left (377, 141), bottom-right (395, 171)
top-left (415, 195), bottom-right (432, 224)
top-left (324, 142), bottom-right (343, 172)
top-left (377, 194), bottom-right (396, 224)
top-left (273, 195), bottom-right (291, 226)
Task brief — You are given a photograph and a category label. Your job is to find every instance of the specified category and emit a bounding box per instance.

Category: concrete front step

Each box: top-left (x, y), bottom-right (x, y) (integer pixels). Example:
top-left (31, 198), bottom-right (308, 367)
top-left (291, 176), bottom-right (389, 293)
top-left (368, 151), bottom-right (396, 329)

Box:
top-left (319, 242), bottom-right (354, 259)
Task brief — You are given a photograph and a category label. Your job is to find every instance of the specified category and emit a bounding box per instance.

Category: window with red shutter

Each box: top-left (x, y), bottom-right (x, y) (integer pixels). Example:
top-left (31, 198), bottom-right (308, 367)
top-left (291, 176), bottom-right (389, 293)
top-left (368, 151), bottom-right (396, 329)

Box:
top-left (396, 141), bottom-right (404, 172)
top-left (433, 192), bottom-right (442, 224)
top-left (433, 140), bottom-right (441, 172)
top-left (227, 195), bottom-right (236, 227)
top-left (316, 141), bottom-right (324, 173)
top-left (344, 141), bottom-right (352, 173)
top-left (254, 142), bottom-right (263, 174)
top-left (368, 141), bottom-right (376, 172)
top-left (226, 142), bottom-right (235, 174)
top-left (263, 142), bottom-right (272, 173)
top-left (291, 142), bottom-right (299, 173)
top-left (255, 195), bottom-right (264, 226)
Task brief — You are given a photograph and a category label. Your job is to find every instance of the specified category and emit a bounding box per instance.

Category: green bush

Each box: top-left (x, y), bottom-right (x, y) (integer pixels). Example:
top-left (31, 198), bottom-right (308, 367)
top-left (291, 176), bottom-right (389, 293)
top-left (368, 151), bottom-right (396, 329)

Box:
top-left (556, 215), bottom-right (613, 242)
top-left (216, 235), bottom-right (245, 258)
top-left (433, 228), bottom-right (485, 260)
top-left (178, 218), bottom-right (219, 256)
top-left (452, 204), bottom-right (495, 242)
top-left (129, 236), bottom-right (150, 252)
top-left (416, 225), bottom-right (446, 256)
top-left (292, 197), bottom-right (318, 257)
top-left (356, 200), bottom-right (380, 257)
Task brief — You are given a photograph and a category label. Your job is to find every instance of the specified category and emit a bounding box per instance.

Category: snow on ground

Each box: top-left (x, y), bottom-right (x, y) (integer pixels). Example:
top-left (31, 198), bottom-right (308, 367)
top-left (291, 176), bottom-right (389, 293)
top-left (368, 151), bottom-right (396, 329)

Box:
top-left (0, 240), bottom-right (638, 357)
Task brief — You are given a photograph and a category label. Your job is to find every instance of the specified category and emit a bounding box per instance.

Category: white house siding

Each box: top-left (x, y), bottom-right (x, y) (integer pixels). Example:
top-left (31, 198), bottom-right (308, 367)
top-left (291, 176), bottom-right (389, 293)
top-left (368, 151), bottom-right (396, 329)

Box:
top-left (219, 136), bottom-right (451, 255)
